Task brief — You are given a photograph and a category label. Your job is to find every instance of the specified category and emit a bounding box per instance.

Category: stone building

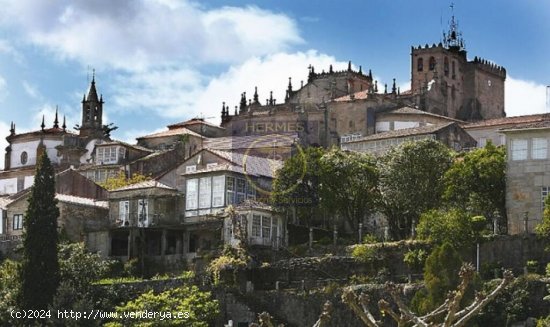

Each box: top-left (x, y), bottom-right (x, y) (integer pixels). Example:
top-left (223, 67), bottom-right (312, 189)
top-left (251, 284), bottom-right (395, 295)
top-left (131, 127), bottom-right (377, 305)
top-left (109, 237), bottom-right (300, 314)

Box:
top-left (341, 122), bottom-right (475, 155)
top-left (502, 120), bottom-right (550, 234)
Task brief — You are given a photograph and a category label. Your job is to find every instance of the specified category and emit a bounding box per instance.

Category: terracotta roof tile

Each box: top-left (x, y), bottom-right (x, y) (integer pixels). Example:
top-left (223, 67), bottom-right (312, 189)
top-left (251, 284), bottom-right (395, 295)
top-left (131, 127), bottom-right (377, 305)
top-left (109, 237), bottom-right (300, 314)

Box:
top-left (136, 127), bottom-right (202, 140)
top-left (499, 120), bottom-right (550, 132)
top-left (464, 114), bottom-right (550, 129)
top-left (332, 90), bottom-right (370, 102)
top-left (55, 194), bottom-right (108, 209)
top-left (111, 180), bottom-right (176, 192)
top-left (386, 106), bottom-right (464, 122)
top-left (345, 122), bottom-right (455, 143)
top-left (204, 133), bottom-right (297, 150)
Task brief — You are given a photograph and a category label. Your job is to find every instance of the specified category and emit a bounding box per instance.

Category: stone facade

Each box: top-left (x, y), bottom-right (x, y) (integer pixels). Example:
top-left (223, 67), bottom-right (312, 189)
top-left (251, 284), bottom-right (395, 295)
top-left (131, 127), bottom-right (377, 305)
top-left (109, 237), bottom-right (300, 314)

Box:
top-left (503, 124), bottom-right (550, 234)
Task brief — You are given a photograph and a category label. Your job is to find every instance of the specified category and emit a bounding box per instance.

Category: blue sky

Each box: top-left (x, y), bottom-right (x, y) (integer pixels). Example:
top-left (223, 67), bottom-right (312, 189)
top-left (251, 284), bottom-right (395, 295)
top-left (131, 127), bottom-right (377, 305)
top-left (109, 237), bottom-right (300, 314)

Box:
top-left (0, 0), bottom-right (548, 168)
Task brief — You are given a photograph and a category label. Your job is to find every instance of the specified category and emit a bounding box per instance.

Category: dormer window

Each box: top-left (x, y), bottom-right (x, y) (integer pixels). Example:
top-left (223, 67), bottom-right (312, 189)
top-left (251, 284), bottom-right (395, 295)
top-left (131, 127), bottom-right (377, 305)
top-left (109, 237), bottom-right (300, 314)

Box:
top-left (96, 146), bottom-right (121, 164)
top-left (186, 165), bottom-right (197, 173)
top-left (206, 163), bottom-right (218, 169)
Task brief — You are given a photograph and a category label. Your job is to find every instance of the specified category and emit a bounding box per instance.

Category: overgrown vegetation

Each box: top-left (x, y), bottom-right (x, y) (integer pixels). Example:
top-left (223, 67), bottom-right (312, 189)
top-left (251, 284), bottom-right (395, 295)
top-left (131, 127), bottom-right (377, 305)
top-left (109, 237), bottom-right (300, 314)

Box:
top-left (99, 171), bottom-right (151, 190)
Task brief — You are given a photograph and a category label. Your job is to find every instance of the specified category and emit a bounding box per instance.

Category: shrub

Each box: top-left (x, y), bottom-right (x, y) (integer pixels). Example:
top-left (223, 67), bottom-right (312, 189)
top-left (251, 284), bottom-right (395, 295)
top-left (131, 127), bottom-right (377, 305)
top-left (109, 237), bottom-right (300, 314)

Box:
top-left (526, 260), bottom-right (539, 274)
top-left (362, 234), bottom-right (379, 244)
top-left (403, 248), bottom-right (428, 273)
top-left (351, 244), bottom-right (380, 264)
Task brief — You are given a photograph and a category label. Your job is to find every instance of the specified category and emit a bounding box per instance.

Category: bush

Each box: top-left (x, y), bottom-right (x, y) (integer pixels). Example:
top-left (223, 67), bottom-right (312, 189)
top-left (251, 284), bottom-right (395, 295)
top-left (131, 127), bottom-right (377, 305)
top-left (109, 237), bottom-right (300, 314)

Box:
top-left (351, 244), bottom-right (380, 264)
top-left (526, 260), bottom-right (539, 274)
top-left (206, 246), bottom-right (249, 285)
top-left (403, 248), bottom-right (428, 273)
top-left (105, 285), bottom-right (219, 327)
top-left (362, 234), bottom-right (379, 244)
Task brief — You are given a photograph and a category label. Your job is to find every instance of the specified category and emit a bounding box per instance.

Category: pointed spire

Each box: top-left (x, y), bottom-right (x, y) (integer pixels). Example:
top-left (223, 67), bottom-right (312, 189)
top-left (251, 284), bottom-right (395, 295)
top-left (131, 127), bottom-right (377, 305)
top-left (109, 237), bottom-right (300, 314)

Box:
top-left (240, 92), bottom-right (247, 113)
top-left (384, 83), bottom-right (388, 94)
top-left (9, 121), bottom-right (15, 135)
top-left (348, 61), bottom-right (352, 72)
top-left (222, 101), bottom-right (226, 118)
top-left (41, 115), bottom-right (45, 131)
top-left (359, 66), bottom-right (362, 74)
top-left (374, 81), bottom-right (378, 93)
top-left (269, 91), bottom-right (274, 106)
top-left (86, 69), bottom-right (99, 101)
top-left (62, 115), bottom-right (66, 131)
top-left (234, 106), bottom-right (238, 116)
top-left (53, 106), bottom-right (59, 128)
top-left (253, 86), bottom-right (259, 104)
top-left (329, 64), bottom-right (333, 74)
top-left (397, 87), bottom-right (401, 95)
top-left (287, 77), bottom-right (293, 92)
top-left (368, 69), bottom-right (373, 79)
top-left (392, 78), bottom-right (397, 94)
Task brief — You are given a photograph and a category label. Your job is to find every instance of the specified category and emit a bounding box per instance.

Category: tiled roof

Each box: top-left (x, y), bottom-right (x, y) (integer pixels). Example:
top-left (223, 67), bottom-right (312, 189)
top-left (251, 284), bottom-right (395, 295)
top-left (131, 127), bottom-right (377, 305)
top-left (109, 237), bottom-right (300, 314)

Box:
top-left (183, 149), bottom-right (283, 178)
top-left (99, 140), bottom-right (154, 153)
top-left (55, 194), bottom-right (108, 209)
top-left (167, 118), bottom-right (225, 130)
top-left (345, 122), bottom-right (455, 143)
top-left (204, 133), bottom-right (297, 150)
top-left (0, 196), bottom-right (12, 210)
top-left (136, 127), bottom-right (202, 140)
top-left (464, 114), bottom-right (550, 129)
top-left (9, 127), bottom-right (78, 139)
top-left (499, 120), bottom-right (550, 132)
top-left (385, 106), bottom-right (464, 122)
top-left (332, 90), bottom-right (370, 102)
top-left (110, 180), bottom-right (176, 192)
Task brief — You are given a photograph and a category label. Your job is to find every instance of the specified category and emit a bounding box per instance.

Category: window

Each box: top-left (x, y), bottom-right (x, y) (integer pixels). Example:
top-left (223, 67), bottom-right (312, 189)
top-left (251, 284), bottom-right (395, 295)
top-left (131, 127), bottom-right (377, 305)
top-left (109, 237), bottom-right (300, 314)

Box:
top-left (478, 138), bottom-right (487, 148)
top-left (137, 199), bottom-right (148, 227)
top-left (12, 214), bottom-right (23, 230)
top-left (212, 176), bottom-right (225, 207)
top-left (186, 165), bottom-right (197, 173)
top-left (252, 215), bottom-right (261, 237)
top-left (511, 139), bottom-right (528, 161)
top-left (532, 138), bottom-right (547, 159)
top-left (444, 57), bottom-right (449, 76)
top-left (186, 179), bottom-right (198, 210)
top-left (20, 151), bottom-right (28, 165)
top-left (236, 179), bottom-right (246, 204)
top-left (452, 61), bottom-right (456, 79)
top-left (119, 201), bottom-right (129, 226)
top-left (96, 146), bottom-right (118, 164)
top-left (262, 216), bottom-right (271, 239)
top-left (226, 177), bottom-right (235, 205)
top-left (499, 135), bottom-right (506, 146)
top-left (198, 177), bottom-right (212, 209)
top-left (247, 181), bottom-right (256, 199)
top-left (429, 57), bottom-right (436, 70)
top-left (417, 57), bottom-right (423, 72)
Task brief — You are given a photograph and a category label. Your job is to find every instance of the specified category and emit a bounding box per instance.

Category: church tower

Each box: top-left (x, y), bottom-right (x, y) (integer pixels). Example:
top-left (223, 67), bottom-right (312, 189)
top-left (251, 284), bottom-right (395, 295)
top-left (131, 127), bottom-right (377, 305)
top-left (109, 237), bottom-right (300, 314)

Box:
top-left (79, 73), bottom-right (104, 138)
top-left (410, 5), bottom-right (505, 121)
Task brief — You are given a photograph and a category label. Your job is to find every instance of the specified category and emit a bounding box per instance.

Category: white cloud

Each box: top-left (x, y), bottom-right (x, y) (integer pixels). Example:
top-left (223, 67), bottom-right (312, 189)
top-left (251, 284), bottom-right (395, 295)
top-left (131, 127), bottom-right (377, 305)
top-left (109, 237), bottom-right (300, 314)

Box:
top-left (0, 0), bottom-right (302, 70)
top-left (0, 75), bottom-right (7, 101)
top-left (22, 80), bottom-right (40, 99)
top-left (0, 120), bottom-right (8, 170)
top-left (506, 76), bottom-right (548, 116)
top-left (110, 50), bottom-right (349, 124)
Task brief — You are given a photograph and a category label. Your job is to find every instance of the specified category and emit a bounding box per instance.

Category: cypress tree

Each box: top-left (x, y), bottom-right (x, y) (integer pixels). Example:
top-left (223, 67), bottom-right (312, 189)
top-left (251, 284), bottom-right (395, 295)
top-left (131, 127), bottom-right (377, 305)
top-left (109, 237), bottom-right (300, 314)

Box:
top-left (20, 153), bottom-right (60, 310)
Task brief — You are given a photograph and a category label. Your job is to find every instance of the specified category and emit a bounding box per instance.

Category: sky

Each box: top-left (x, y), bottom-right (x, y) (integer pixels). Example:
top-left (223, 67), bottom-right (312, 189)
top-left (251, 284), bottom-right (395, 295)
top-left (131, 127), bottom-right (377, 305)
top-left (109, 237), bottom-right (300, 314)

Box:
top-left (0, 0), bottom-right (548, 169)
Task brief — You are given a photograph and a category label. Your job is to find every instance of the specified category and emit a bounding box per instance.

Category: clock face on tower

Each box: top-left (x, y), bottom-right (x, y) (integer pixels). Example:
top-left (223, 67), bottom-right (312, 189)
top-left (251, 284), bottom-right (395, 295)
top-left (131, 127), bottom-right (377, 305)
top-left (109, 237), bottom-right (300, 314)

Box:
top-left (20, 151), bottom-right (28, 165)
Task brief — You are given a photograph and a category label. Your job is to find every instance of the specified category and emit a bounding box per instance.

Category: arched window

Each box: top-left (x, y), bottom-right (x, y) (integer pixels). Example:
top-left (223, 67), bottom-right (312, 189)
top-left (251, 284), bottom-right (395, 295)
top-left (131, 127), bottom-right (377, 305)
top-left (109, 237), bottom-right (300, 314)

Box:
top-left (444, 57), bottom-right (449, 76)
top-left (429, 57), bottom-right (436, 71)
top-left (417, 58), bottom-right (424, 72)
top-left (452, 61), bottom-right (456, 79)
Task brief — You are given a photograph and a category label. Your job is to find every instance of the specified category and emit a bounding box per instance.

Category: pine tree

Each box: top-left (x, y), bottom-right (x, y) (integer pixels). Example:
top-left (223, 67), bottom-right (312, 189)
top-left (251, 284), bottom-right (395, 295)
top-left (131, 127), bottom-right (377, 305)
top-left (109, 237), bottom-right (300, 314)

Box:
top-left (20, 153), bottom-right (60, 310)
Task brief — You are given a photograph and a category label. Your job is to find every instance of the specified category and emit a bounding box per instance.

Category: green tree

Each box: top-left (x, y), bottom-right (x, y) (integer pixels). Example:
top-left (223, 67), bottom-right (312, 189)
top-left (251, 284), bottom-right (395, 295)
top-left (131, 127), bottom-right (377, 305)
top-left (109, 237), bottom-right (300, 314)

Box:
top-left (318, 148), bottom-right (379, 231)
top-left (105, 285), bottom-right (219, 327)
top-left (0, 260), bottom-right (20, 325)
top-left (20, 153), bottom-right (60, 310)
top-left (444, 142), bottom-right (506, 231)
top-left (411, 242), bottom-right (463, 314)
top-left (536, 195), bottom-right (550, 240)
top-left (99, 171), bottom-right (151, 191)
top-left (50, 243), bottom-right (114, 326)
top-left (271, 146), bottom-right (324, 226)
top-left (416, 209), bottom-right (486, 251)
top-left (377, 139), bottom-right (453, 240)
